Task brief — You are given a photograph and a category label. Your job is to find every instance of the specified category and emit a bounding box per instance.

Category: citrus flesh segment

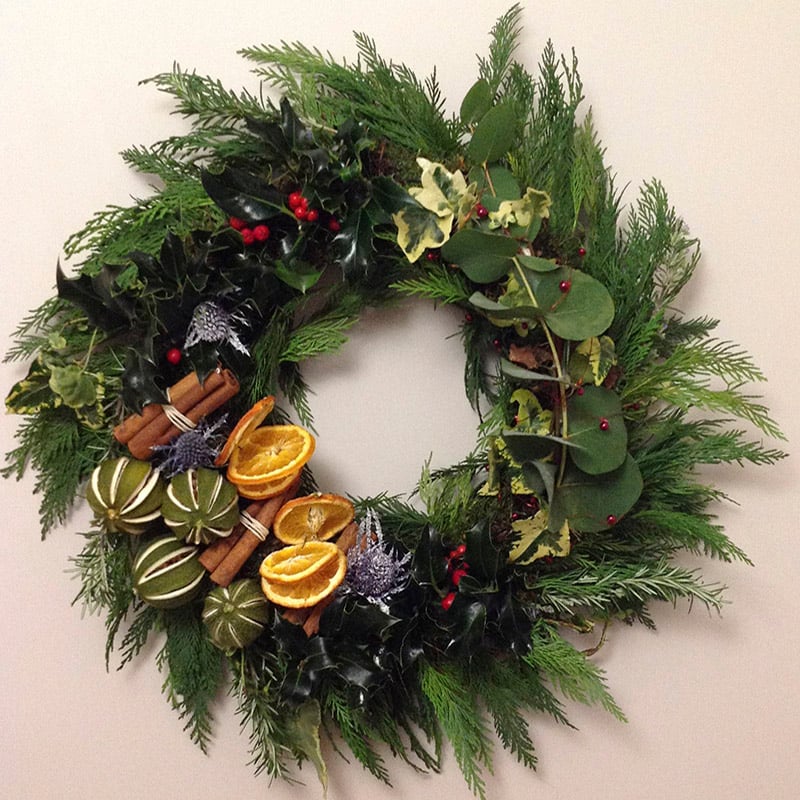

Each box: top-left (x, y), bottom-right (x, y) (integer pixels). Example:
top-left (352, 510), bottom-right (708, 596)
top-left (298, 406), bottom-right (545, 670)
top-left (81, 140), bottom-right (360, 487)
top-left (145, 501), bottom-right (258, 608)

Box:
top-left (227, 425), bottom-right (315, 485)
top-left (259, 541), bottom-right (339, 584)
top-left (260, 547), bottom-right (346, 608)
top-left (273, 494), bottom-right (355, 544)
top-left (215, 395), bottom-right (275, 467)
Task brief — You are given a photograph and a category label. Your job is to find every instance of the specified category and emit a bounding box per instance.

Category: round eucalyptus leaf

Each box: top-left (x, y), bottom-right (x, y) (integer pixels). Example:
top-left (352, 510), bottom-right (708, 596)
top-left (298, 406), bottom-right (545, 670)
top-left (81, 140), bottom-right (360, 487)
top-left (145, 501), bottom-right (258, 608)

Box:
top-left (567, 385), bottom-right (628, 474)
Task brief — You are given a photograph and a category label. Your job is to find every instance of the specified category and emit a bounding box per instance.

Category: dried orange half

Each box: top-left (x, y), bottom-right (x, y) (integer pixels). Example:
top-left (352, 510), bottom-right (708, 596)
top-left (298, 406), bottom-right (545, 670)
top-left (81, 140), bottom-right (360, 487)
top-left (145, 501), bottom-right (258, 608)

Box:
top-left (215, 395), bottom-right (275, 467)
top-left (228, 425), bottom-right (315, 485)
top-left (273, 494), bottom-right (355, 544)
top-left (236, 469), bottom-right (300, 500)
top-left (259, 541), bottom-right (346, 608)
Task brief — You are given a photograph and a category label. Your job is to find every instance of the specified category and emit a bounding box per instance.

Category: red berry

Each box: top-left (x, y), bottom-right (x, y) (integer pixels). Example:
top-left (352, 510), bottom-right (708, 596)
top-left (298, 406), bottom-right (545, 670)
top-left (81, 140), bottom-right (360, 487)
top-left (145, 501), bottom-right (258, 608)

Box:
top-left (511, 512), bottom-right (520, 521)
top-left (578, 247), bottom-right (587, 257)
top-left (451, 544), bottom-right (467, 559)
top-left (241, 228), bottom-right (255, 245)
top-left (253, 224), bottom-right (270, 242)
top-left (166, 348), bottom-right (182, 365)
top-left (426, 251), bottom-right (438, 261)
top-left (294, 206), bottom-right (308, 220)
top-left (520, 321), bottom-right (529, 330)
top-left (328, 218), bottom-right (341, 232)
top-left (464, 312), bottom-right (474, 323)
top-left (451, 568), bottom-right (468, 586)
top-left (305, 208), bottom-right (319, 223)
top-left (559, 280), bottom-right (571, 293)
top-left (492, 338), bottom-right (502, 351)
top-left (576, 385), bottom-right (585, 396)
top-left (599, 417), bottom-right (610, 431)
top-left (606, 514), bottom-right (617, 526)
top-left (288, 191), bottom-right (303, 209)
top-left (229, 217), bottom-right (246, 231)
top-left (475, 204), bottom-right (489, 219)
top-left (441, 592), bottom-right (456, 610)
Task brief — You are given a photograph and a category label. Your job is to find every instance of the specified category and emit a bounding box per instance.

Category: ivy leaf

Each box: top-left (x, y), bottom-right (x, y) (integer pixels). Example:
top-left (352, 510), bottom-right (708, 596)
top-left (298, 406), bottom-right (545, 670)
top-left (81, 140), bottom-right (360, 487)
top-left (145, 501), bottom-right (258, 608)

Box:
top-left (285, 700), bottom-right (328, 794)
top-left (509, 509), bottom-right (571, 564)
top-left (6, 356), bottom-right (57, 415)
top-left (393, 204), bottom-right (452, 263)
top-left (201, 166), bottom-right (285, 222)
top-left (549, 455), bottom-right (643, 533)
top-left (333, 207), bottom-right (374, 278)
top-left (567, 335), bottom-right (617, 386)
top-left (48, 365), bottom-right (97, 409)
top-left (566, 385), bottom-right (627, 475)
top-left (467, 102), bottom-right (516, 164)
top-left (460, 78), bottom-right (493, 125)
top-left (441, 229), bottom-right (518, 283)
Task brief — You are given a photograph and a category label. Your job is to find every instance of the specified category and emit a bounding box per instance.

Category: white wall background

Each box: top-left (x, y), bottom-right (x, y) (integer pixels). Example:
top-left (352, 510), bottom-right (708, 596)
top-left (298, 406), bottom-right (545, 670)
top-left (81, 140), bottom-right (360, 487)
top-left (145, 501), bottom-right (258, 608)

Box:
top-left (1, 2), bottom-right (798, 798)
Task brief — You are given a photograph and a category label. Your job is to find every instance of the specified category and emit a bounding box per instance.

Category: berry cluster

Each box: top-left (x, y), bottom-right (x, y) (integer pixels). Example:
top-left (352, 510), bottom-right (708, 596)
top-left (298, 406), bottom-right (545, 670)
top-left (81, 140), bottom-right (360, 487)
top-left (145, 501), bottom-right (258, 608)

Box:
top-left (441, 543), bottom-right (470, 610)
top-left (229, 216), bottom-right (270, 246)
top-left (288, 190), bottom-right (341, 231)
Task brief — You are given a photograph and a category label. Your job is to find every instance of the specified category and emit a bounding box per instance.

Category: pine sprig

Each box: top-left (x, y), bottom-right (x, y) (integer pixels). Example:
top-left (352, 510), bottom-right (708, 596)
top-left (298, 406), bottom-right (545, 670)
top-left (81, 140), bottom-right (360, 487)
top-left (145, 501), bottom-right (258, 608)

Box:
top-left (420, 662), bottom-right (494, 800)
top-left (390, 265), bottom-right (471, 306)
top-left (528, 620), bottom-right (626, 720)
top-left (477, 3), bottom-right (524, 96)
top-left (536, 559), bottom-right (726, 617)
top-left (158, 607), bottom-right (225, 753)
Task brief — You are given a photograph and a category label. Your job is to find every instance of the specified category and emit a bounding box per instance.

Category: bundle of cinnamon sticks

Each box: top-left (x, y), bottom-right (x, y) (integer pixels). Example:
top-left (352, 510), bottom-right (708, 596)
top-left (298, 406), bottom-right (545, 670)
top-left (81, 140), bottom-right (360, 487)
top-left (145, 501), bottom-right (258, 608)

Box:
top-left (113, 368), bottom-right (239, 460)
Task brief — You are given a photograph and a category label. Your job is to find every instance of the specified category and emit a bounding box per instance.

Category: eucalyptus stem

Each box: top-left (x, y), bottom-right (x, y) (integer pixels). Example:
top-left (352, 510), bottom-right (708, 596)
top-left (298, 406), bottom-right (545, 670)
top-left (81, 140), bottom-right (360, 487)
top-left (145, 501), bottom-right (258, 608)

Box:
top-left (512, 257), bottom-right (569, 485)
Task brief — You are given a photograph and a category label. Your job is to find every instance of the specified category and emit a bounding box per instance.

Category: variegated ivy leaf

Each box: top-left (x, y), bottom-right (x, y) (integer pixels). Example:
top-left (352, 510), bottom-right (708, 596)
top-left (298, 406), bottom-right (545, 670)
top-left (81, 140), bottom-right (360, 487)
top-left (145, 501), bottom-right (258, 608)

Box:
top-left (6, 356), bottom-right (56, 415)
top-left (509, 509), bottom-right (571, 564)
top-left (393, 204), bottom-right (453, 262)
top-left (394, 159), bottom-right (479, 261)
top-left (48, 364), bottom-right (99, 409)
top-left (569, 335), bottom-right (617, 386)
top-left (510, 389), bottom-right (552, 434)
top-left (489, 187), bottom-right (551, 230)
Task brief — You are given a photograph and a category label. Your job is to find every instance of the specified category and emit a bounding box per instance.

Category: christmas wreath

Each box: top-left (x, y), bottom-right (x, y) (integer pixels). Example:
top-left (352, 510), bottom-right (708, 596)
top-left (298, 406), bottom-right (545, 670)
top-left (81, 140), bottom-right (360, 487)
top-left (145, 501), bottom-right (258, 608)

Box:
top-left (3, 5), bottom-right (786, 797)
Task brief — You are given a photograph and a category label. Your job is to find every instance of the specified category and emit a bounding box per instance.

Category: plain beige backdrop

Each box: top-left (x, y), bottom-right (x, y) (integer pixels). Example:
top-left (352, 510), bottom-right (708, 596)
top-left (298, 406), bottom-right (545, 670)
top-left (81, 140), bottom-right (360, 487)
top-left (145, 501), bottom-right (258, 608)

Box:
top-left (2, 2), bottom-right (798, 798)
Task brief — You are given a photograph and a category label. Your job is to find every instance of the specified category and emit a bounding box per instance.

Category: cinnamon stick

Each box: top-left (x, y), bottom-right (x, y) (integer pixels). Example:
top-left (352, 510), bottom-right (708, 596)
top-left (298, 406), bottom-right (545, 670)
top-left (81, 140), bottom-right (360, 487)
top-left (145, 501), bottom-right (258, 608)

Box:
top-left (209, 480), bottom-right (300, 587)
top-left (113, 371), bottom-right (200, 444)
top-left (198, 500), bottom-right (262, 572)
top-left (126, 369), bottom-right (239, 459)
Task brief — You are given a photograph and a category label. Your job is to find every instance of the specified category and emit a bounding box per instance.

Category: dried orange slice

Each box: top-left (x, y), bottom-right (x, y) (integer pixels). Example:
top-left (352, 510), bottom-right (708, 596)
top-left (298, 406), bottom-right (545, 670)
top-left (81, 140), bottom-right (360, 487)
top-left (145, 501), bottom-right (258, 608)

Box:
top-left (259, 541), bottom-right (339, 583)
top-left (261, 542), bottom-right (347, 608)
top-left (273, 494), bottom-right (355, 544)
top-left (228, 425), bottom-right (315, 485)
top-left (215, 396), bottom-right (275, 468)
top-left (236, 469), bottom-right (300, 500)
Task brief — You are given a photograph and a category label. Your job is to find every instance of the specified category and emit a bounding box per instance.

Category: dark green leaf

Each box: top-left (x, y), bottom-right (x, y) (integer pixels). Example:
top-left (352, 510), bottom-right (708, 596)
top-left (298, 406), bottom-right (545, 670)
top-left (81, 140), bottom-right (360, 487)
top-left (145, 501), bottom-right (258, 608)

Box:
top-left (371, 176), bottom-right (417, 215)
top-left (442, 228), bottom-right (518, 283)
top-left (567, 386), bottom-right (628, 475)
top-left (444, 600), bottom-right (487, 657)
top-left (460, 78), bottom-right (493, 125)
top-left (200, 166), bottom-right (285, 222)
top-left (285, 700), bottom-right (327, 793)
top-left (469, 165), bottom-right (520, 201)
top-left (503, 431), bottom-right (572, 462)
top-left (412, 527), bottom-right (448, 587)
top-left (500, 358), bottom-right (565, 383)
top-left (528, 267), bottom-right (615, 340)
top-left (516, 253), bottom-right (560, 272)
top-left (465, 519), bottom-right (502, 583)
top-left (333, 207), bottom-right (374, 278)
top-left (121, 347), bottom-right (167, 411)
top-left (550, 455), bottom-right (643, 533)
top-left (521, 460), bottom-right (558, 504)
top-left (274, 260), bottom-right (323, 294)
top-left (469, 291), bottom-right (539, 321)
top-left (467, 102), bottom-right (516, 164)
top-left (56, 262), bottom-right (135, 332)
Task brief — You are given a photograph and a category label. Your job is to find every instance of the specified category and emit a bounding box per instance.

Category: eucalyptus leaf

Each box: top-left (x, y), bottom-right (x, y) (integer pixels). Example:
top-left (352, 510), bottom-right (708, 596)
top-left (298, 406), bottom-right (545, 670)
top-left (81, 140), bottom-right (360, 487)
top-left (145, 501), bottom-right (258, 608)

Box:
top-left (500, 358), bottom-right (566, 383)
top-left (503, 430), bottom-right (574, 463)
top-left (550, 454), bottom-right (643, 533)
top-left (469, 165), bottom-right (520, 201)
top-left (521, 460), bottom-right (558, 503)
top-left (528, 267), bottom-right (615, 340)
top-left (460, 78), bottom-right (493, 125)
top-left (566, 385), bottom-right (627, 475)
top-left (467, 102), bottom-right (516, 164)
top-left (516, 253), bottom-right (560, 273)
top-left (469, 291), bottom-right (539, 322)
top-left (441, 228), bottom-right (518, 283)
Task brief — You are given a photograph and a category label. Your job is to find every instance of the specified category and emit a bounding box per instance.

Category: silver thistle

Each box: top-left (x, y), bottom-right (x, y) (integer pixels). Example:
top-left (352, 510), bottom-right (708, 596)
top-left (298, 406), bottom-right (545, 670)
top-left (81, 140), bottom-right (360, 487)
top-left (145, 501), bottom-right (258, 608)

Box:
top-left (184, 301), bottom-right (249, 355)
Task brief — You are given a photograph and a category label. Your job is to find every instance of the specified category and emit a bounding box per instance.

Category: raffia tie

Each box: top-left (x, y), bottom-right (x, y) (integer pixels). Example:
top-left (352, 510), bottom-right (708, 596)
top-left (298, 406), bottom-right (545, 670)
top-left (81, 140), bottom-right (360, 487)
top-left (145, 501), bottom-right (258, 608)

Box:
top-left (240, 510), bottom-right (270, 542)
top-left (161, 387), bottom-right (198, 433)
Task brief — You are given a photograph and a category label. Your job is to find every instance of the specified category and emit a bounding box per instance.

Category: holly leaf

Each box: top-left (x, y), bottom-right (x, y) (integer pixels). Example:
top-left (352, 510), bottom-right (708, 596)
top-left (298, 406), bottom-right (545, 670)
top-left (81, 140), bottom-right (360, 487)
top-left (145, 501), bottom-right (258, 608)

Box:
top-left (274, 260), bottom-right (323, 294)
top-left (121, 347), bottom-right (167, 412)
top-left (465, 519), bottom-right (502, 583)
top-left (56, 262), bottom-right (136, 331)
top-left (411, 527), bottom-right (448, 588)
top-left (200, 166), bottom-right (284, 222)
top-left (333, 207), bottom-right (374, 278)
